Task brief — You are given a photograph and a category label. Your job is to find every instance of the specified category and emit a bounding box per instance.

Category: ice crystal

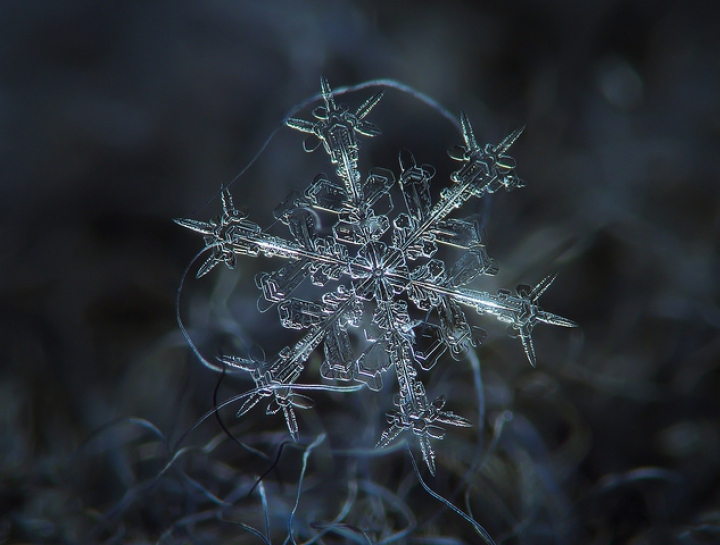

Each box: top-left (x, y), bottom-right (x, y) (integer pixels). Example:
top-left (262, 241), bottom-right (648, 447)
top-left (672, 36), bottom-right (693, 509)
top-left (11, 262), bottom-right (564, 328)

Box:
top-left (176, 78), bottom-right (577, 475)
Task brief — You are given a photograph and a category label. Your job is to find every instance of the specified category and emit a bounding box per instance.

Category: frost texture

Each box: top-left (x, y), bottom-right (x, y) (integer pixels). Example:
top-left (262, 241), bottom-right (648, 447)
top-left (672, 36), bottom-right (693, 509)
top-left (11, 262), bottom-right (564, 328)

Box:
top-left (176, 78), bottom-right (577, 475)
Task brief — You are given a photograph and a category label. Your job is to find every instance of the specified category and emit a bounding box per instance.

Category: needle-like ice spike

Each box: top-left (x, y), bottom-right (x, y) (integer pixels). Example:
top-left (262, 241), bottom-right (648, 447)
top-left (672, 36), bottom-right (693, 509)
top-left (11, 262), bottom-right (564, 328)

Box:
top-left (356, 90), bottom-right (384, 119)
top-left (496, 126), bottom-right (525, 154)
top-left (320, 76), bottom-right (336, 111)
top-left (173, 217), bottom-right (214, 236)
top-left (530, 272), bottom-right (557, 301)
top-left (460, 111), bottom-right (478, 151)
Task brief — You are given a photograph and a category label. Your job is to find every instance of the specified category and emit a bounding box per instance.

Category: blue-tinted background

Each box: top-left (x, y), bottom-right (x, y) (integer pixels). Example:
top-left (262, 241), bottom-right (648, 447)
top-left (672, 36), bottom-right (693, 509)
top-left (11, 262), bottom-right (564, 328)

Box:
top-left (1, 1), bottom-right (718, 543)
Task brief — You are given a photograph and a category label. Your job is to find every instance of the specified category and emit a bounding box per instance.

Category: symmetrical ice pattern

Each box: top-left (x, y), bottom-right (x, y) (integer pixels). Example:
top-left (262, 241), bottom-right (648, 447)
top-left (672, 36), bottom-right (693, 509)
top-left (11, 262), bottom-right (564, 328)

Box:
top-left (176, 78), bottom-right (576, 475)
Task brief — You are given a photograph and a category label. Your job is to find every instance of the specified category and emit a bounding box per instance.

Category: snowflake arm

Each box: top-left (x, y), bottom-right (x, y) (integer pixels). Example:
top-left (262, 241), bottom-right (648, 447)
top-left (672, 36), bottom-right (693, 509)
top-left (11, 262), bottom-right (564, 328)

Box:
top-left (174, 187), bottom-right (246, 277)
top-left (415, 273), bottom-right (578, 367)
top-left (371, 301), bottom-right (472, 476)
top-left (219, 285), bottom-right (362, 440)
top-left (387, 121), bottom-right (524, 277)
top-left (286, 77), bottom-right (383, 206)
top-left (217, 351), bottom-right (310, 441)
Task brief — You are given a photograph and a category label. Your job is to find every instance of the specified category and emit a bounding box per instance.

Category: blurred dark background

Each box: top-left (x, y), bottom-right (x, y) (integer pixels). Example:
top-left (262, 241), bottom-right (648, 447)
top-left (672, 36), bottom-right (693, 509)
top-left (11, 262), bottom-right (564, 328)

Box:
top-left (1, 1), bottom-right (718, 543)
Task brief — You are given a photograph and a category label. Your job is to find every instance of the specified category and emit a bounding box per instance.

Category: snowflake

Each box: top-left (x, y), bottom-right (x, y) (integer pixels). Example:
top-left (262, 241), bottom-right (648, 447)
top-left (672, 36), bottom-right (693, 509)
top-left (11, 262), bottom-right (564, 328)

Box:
top-left (176, 78), bottom-right (577, 475)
